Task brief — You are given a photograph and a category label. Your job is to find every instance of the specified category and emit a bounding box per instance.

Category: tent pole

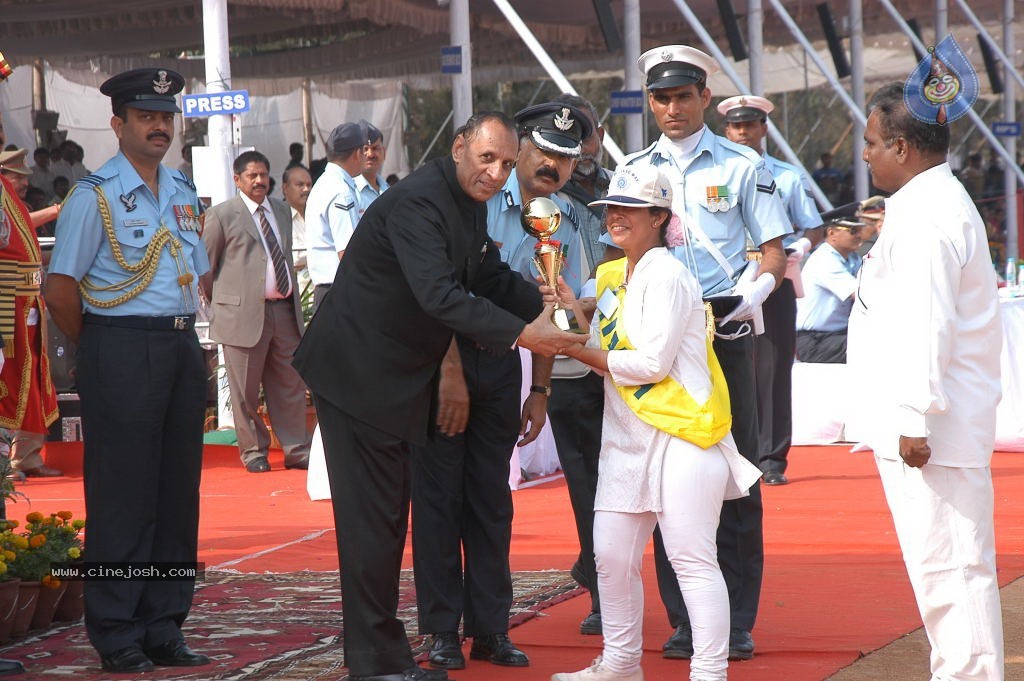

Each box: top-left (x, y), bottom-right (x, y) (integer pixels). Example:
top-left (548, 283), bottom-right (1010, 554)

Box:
top-left (302, 78), bottom-right (313, 167)
top-left (850, 0), bottom-right (868, 200)
top-left (748, 0), bottom-right (764, 96)
top-left (875, 0), bottom-right (1024, 189)
top-left (623, 0), bottom-right (642, 153)
top-left (666, 0), bottom-right (833, 209)
top-left (936, 0), bottom-right (948, 40)
top-left (490, 0), bottom-right (625, 166)
top-left (450, 0), bottom-right (473, 132)
top-left (1002, 0), bottom-right (1018, 259)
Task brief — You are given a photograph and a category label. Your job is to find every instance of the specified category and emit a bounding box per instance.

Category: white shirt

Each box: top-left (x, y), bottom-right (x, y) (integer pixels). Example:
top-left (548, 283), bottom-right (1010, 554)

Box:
top-left (591, 248), bottom-right (760, 513)
top-left (238, 193), bottom-right (292, 300)
top-left (796, 243), bottom-right (861, 332)
top-left (847, 163), bottom-right (1001, 466)
top-left (305, 163), bottom-right (359, 286)
top-left (290, 206), bottom-right (306, 262)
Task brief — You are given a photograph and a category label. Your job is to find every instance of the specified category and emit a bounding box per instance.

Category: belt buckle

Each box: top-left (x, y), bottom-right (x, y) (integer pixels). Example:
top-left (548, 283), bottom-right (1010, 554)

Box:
top-left (173, 316), bottom-right (189, 330)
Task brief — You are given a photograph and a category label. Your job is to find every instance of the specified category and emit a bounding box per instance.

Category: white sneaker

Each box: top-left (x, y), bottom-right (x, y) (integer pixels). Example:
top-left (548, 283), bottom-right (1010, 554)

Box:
top-left (551, 657), bottom-right (644, 681)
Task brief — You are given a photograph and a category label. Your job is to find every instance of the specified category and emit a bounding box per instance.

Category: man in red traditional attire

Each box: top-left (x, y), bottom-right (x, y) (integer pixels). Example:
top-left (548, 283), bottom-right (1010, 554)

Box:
top-left (0, 173), bottom-right (59, 476)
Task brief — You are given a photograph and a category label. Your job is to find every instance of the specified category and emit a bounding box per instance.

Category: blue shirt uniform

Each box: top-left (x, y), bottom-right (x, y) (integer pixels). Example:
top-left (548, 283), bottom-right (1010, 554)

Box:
top-left (618, 127), bottom-right (792, 296)
top-left (796, 243), bottom-right (862, 332)
top-left (557, 167), bottom-right (612, 278)
top-left (485, 169), bottom-right (587, 296)
top-left (49, 151), bottom-right (208, 316)
top-left (764, 154), bottom-right (821, 243)
top-left (305, 163), bottom-right (368, 286)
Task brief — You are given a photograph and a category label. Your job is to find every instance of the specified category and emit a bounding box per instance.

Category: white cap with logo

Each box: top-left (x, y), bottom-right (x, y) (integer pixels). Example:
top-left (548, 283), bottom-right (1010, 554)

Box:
top-left (589, 165), bottom-right (673, 209)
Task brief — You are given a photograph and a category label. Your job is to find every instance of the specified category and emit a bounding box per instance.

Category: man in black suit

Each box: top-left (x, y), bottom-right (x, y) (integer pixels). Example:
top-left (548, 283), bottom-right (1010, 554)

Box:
top-left (292, 112), bottom-right (586, 681)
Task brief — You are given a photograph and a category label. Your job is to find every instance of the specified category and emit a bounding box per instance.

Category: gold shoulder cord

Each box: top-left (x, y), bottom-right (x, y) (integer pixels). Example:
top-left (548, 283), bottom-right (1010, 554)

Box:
top-left (704, 302), bottom-right (716, 341)
top-left (79, 186), bottom-right (195, 309)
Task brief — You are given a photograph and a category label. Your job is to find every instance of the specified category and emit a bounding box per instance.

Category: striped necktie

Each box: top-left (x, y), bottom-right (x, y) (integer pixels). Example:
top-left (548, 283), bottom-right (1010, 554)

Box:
top-left (257, 205), bottom-right (290, 298)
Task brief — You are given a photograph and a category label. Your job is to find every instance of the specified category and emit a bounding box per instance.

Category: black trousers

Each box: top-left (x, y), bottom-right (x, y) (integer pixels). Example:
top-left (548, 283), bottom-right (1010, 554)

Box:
top-left (653, 323), bottom-right (764, 633)
top-left (546, 370), bottom-right (604, 614)
top-left (77, 322), bottom-right (206, 656)
top-left (754, 278), bottom-right (797, 475)
top-left (315, 397), bottom-right (416, 677)
top-left (411, 342), bottom-right (520, 636)
top-left (795, 329), bottom-right (848, 363)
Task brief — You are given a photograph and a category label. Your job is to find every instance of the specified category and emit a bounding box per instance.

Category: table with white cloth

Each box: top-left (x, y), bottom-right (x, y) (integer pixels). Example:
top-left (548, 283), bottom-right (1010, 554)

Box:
top-left (791, 295), bottom-right (1024, 450)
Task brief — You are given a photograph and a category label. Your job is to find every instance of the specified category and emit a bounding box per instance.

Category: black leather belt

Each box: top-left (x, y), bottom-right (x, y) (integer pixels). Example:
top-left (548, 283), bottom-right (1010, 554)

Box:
top-left (83, 313), bottom-right (196, 331)
top-left (267, 295), bottom-right (294, 304)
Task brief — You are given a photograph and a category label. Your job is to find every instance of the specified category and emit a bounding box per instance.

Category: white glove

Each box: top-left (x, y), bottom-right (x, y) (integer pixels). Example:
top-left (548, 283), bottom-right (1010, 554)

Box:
top-left (721, 272), bottom-right (776, 324)
top-left (790, 237), bottom-right (812, 259)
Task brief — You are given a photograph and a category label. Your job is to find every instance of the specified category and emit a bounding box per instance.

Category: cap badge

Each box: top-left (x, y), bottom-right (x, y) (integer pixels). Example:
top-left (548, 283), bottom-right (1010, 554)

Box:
top-left (553, 108), bottom-right (574, 132)
top-left (616, 176), bottom-right (628, 189)
top-left (660, 50), bottom-right (674, 62)
top-left (738, 97), bottom-right (747, 106)
top-left (152, 70), bottom-right (172, 94)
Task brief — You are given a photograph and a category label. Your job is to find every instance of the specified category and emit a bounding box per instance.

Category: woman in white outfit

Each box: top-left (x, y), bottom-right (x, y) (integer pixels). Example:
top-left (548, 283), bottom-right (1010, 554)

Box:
top-left (550, 166), bottom-right (761, 681)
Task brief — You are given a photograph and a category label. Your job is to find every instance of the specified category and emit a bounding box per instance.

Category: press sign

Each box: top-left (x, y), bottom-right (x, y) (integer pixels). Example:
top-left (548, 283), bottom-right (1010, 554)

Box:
top-left (182, 90), bottom-right (251, 118)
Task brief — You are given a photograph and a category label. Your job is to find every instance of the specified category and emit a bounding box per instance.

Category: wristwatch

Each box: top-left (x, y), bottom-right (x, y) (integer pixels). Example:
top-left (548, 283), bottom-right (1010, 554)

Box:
top-left (529, 384), bottom-right (551, 397)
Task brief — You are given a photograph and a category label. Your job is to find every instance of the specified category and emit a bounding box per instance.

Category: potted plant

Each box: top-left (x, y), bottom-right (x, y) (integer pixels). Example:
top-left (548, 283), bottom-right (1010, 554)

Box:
top-left (0, 527), bottom-right (20, 643)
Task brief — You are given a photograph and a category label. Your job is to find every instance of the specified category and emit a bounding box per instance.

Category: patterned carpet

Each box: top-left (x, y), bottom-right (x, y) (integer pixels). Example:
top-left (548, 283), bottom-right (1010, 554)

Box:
top-left (1, 569), bottom-right (583, 680)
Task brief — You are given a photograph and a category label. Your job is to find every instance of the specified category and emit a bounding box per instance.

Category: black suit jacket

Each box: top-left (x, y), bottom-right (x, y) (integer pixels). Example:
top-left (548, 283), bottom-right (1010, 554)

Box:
top-left (293, 156), bottom-right (541, 444)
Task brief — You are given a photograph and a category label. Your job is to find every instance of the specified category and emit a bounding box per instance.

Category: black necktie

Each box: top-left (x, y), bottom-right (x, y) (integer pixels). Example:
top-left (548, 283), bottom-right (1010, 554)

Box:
top-left (257, 205), bottom-right (290, 298)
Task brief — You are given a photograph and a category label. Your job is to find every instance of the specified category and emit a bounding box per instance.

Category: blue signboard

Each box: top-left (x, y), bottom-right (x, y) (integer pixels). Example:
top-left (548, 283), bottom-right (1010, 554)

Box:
top-left (610, 90), bottom-right (644, 115)
top-left (992, 121), bottom-right (1022, 137)
top-left (441, 46), bottom-right (463, 74)
top-left (182, 90), bottom-right (251, 118)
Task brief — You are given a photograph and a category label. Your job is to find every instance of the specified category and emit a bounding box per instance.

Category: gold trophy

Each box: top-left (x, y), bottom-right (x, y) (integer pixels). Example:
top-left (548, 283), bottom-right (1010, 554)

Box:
top-left (521, 196), bottom-right (571, 330)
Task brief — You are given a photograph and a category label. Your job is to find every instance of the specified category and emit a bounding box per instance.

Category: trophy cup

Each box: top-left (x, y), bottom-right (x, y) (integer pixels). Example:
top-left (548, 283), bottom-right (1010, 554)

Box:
top-left (521, 196), bottom-right (571, 330)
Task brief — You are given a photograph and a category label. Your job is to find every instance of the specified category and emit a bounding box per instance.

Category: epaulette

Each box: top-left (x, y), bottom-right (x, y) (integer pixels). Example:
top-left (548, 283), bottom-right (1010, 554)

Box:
top-left (173, 169), bottom-right (196, 192)
top-left (76, 173), bottom-right (105, 189)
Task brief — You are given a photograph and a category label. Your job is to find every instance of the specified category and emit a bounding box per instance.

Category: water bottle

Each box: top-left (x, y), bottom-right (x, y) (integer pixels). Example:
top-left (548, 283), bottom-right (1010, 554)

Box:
top-left (1006, 257), bottom-right (1017, 289)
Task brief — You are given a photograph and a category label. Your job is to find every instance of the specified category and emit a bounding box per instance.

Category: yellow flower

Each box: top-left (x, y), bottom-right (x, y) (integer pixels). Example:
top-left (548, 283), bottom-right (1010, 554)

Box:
top-left (28, 534), bottom-right (46, 549)
top-left (56, 511), bottom-right (73, 521)
top-left (25, 512), bottom-right (43, 524)
top-left (71, 520), bottom-right (85, 530)
top-left (2, 551), bottom-right (14, 562)
top-left (10, 536), bottom-right (27, 550)
top-left (0, 563), bottom-right (7, 575)
top-left (67, 547), bottom-right (81, 560)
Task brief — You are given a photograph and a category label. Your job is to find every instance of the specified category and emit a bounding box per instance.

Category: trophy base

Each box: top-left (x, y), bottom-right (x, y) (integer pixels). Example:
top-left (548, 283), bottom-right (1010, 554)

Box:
top-left (553, 308), bottom-right (571, 331)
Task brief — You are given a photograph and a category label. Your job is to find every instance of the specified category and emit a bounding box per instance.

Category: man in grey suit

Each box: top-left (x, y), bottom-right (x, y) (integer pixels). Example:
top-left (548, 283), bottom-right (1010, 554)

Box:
top-left (202, 150), bottom-right (312, 473)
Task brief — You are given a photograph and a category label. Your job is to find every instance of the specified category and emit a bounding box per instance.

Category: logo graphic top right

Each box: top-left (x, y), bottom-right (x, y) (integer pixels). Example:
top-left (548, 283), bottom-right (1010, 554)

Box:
top-left (904, 34), bottom-right (979, 125)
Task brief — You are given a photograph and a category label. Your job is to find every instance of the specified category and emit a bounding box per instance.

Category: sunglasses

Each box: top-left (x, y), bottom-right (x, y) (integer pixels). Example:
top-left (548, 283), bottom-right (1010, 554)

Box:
top-left (832, 225), bottom-right (863, 235)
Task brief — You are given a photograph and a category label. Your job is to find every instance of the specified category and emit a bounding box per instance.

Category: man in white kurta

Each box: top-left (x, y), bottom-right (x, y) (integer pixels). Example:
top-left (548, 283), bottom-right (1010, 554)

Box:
top-left (848, 83), bottom-right (1003, 681)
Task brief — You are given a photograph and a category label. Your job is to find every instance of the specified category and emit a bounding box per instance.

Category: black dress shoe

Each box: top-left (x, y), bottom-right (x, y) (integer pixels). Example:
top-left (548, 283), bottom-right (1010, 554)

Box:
top-left (245, 456), bottom-right (271, 473)
top-left (728, 628), bottom-right (755, 660)
top-left (284, 458), bottom-right (309, 470)
top-left (144, 640), bottom-right (211, 666)
top-left (762, 471), bottom-right (788, 486)
top-left (470, 633), bottom-right (529, 667)
top-left (101, 646), bottom-right (155, 673)
top-left (427, 632), bottom-right (465, 670)
top-left (662, 625), bottom-right (693, 659)
top-left (579, 611), bottom-right (602, 635)
top-left (351, 666), bottom-right (449, 681)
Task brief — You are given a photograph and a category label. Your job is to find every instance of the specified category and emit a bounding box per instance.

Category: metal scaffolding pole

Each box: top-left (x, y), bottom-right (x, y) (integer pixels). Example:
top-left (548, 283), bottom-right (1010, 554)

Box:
top-left (764, 0), bottom-right (866, 127)
top-left (667, 0), bottom-right (834, 209)
top-left (850, 0), bottom-right (868, 199)
top-left (952, 0), bottom-right (1024, 91)
top-left (623, 0), bottom-right (642, 153)
top-left (491, 0), bottom-right (625, 165)
top-left (748, 0), bottom-right (764, 95)
top-left (876, 0), bottom-right (1024, 189)
top-left (450, 0), bottom-right (472, 132)
top-left (935, 0), bottom-right (948, 40)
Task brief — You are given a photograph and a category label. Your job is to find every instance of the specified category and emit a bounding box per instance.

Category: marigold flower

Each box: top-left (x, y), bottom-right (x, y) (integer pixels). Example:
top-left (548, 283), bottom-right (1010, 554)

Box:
top-left (67, 547), bottom-right (81, 560)
top-left (10, 536), bottom-right (28, 550)
top-left (41, 517), bottom-right (54, 526)
top-left (41, 575), bottom-right (61, 589)
top-left (56, 511), bottom-right (73, 521)
top-left (25, 512), bottom-right (43, 524)
top-left (71, 520), bottom-right (85, 530)
top-left (2, 551), bottom-right (14, 562)
top-left (29, 534), bottom-right (46, 548)
top-left (0, 563), bottom-right (6, 575)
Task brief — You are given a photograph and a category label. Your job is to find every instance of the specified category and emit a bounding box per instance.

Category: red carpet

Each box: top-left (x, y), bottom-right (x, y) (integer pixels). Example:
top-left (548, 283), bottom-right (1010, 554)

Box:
top-left (6, 443), bottom-right (1024, 680)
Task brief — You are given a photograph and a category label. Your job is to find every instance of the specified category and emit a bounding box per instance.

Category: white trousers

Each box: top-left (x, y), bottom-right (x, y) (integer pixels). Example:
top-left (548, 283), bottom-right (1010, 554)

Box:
top-left (875, 456), bottom-right (1004, 681)
top-left (595, 440), bottom-right (730, 681)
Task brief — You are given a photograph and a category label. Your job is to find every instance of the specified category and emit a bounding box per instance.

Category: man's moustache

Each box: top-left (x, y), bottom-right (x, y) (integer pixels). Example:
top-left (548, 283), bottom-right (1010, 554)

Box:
top-left (536, 167), bottom-right (560, 182)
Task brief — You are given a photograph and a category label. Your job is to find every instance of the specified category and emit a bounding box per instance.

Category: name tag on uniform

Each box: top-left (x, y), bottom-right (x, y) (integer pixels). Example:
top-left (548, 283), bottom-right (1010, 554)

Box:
top-left (597, 288), bottom-right (619, 319)
top-left (123, 219), bottom-right (148, 227)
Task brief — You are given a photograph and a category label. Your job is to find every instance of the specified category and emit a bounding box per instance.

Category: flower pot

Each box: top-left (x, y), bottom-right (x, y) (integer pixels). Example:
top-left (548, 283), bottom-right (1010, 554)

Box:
top-left (29, 579), bottom-right (68, 631)
top-left (53, 577), bottom-right (83, 622)
top-left (10, 581), bottom-right (40, 639)
top-left (0, 579), bottom-right (21, 643)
